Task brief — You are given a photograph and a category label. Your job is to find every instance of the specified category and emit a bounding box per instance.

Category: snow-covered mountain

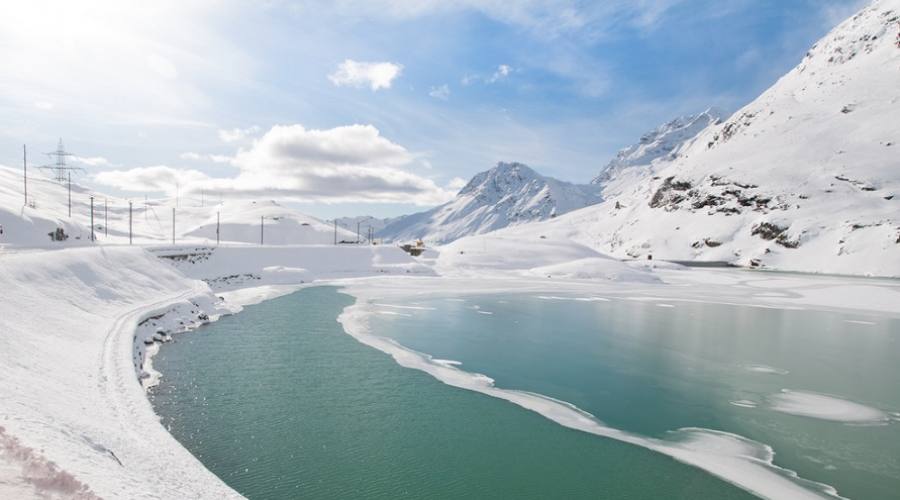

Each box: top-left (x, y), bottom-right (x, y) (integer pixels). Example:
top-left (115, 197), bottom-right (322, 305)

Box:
top-left (379, 162), bottom-right (602, 244)
top-left (0, 165), bottom-right (356, 248)
top-left (591, 107), bottom-right (725, 186)
top-left (451, 0), bottom-right (900, 277)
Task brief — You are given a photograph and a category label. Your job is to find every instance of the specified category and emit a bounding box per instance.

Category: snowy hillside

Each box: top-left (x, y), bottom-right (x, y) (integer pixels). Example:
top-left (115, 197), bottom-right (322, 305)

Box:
top-left (379, 162), bottom-right (601, 244)
top-left (330, 215), bottom-right (395, 241)
top-left (0, 165), bottom-right (356, 248)
top-left (455, 0), bottom-right (900, 277)
top-left (591, 107), bottom-right (725, 187)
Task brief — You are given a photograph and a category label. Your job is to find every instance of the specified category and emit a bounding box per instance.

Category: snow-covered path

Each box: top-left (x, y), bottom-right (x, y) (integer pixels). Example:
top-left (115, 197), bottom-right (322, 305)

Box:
top-left (0, 247), bottom-right (240, 499)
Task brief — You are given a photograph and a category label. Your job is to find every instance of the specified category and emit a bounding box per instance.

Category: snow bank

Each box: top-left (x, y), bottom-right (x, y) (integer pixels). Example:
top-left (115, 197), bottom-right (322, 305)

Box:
top-left (0, 247), bottom-right (240, 498)
top-left (526, 257), bottom-right (660, 283)
top-left (434, 231), bottom-right (658, 283)
top-left (156, 244), bottom-right (434, 290)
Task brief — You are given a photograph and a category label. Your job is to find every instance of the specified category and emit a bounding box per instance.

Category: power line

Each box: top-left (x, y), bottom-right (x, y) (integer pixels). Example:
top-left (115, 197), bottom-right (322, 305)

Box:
top-left (39, 138), bottom-right (83, 182)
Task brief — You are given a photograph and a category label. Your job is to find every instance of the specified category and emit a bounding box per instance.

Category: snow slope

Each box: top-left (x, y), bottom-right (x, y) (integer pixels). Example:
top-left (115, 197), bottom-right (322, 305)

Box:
top-left (591, 107), bottom-right (725, 186)
top-left (0, 247), bottom-right (239, 499)
top-left (465, 1), bottom-right (900, 277)
top-left (0, 165), bottom-right (356, 248)
top-left (379, 162), bottom-right (601, 244)
top-left (330, 215), bottom-right (395, 241)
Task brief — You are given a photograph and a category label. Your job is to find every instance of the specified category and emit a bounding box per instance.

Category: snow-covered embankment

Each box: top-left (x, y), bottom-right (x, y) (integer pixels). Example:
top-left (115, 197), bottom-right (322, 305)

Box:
top-left (0, 243), bottom-right (431, 498)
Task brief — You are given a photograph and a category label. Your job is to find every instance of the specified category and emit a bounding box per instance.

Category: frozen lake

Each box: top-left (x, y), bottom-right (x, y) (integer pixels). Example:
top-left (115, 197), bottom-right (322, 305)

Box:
top-left (151, 275), bottom-right (900, 499)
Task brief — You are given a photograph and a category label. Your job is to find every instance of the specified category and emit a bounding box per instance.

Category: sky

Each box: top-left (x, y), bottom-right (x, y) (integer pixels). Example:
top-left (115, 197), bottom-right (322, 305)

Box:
top-left (0, 0), bottom-right (869, 219)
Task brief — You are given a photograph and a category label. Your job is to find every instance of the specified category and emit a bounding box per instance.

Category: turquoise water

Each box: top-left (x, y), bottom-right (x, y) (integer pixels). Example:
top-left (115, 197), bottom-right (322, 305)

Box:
top-left (368, 293), bottom-right (900, 499)
top-left (151, 287), bottom-right (756, 499)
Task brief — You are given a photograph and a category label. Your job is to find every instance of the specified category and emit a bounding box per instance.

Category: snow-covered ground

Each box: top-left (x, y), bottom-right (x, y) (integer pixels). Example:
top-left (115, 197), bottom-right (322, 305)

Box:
top-left (0, 165), bottom-right (358, 248)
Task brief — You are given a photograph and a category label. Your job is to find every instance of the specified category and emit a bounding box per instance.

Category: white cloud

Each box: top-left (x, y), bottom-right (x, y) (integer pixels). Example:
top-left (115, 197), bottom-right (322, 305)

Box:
top-left (218, 125), bottom-right (261, 143)
top-left (72, 156), bottom-right (111, 167)
top-left (147, 53), bottom-right (178, 80)
top-left (180, 152), bottom-right (233, 164)
top-left (0, 2), bottom-right (251, 128)
top-left (95, 123), bottom-right (458, 205)
top-left (428, 84), bottom-right (450, 100)
top-left (487, 64), bottom-right (513, 83)
top-left (320, 1), bottom-right (687, 38)
top-left (34, 101), bottom-right (54, 110)
top-left (328, 59), bottom-right (403, 91)
top-left (461, 64), bottom-right (514, 86)
top-left (447, 176), bottom-right (468, 191)
top-left (94, 166), bottom-right (211, 196)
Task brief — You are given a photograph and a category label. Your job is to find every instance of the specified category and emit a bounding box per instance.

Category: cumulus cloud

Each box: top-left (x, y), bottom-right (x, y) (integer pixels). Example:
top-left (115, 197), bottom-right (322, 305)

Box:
top-left (94, 123), bottom-right (458, 205)
top-left (428, 84), bottom-right (450, 100)
top-left (328, 59), bottom-right (403, 91)
top-left (218, 125), bottom-right (261, 143)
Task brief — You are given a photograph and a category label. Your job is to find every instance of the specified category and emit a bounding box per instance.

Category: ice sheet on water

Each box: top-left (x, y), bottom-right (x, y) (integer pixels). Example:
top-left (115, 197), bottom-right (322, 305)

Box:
top-left (338, 299), bottom-right (848, 500)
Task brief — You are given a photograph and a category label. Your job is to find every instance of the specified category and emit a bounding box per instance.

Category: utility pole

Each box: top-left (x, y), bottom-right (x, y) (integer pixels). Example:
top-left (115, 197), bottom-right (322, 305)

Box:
top-left (357, 220), bottom-right (361, 244)
top-left (23, 144), bottom-right (27, 206)
top-left (216, 211), bottom-right (220, 246)
top-left (333, 220), bottom-right (337, 245)
top-left (104, 198), bottom-right (108, 238)
top-left (172, 207), bottom-right (175, 245)
top-left (260, 216), bottom-right (264, 245)
top-left (68, 172), bottom-right (72, 217)
top-left (90, 196), bottom-right (95, 242)
top-left (129, 201), bottom-right (133, 245)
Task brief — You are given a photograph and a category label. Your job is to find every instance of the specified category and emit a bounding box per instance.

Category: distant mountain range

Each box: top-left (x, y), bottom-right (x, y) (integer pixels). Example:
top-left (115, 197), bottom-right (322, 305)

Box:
top-left (378, 107), bottom-right (720, 244)
top-left (448, 0), bottom-right (900, 276)
top-left (378, 162), bottom-right (602, 244)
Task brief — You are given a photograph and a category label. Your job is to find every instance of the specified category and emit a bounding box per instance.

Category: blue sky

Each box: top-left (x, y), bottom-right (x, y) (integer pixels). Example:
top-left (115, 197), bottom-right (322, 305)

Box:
top-left (0, 0), bottom-right (867, 218)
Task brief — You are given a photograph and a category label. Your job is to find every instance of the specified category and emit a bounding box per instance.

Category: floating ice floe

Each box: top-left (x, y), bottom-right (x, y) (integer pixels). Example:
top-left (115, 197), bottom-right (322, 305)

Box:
top-left (536, 295), bottom-right (610, 302)
top-left (372, 303), bottom-right (437, 311)
top-left (843, 319), bottom-right (876, 326)
top-left (769, 390), bottom-right (890, 424)
top-left (376, 310), bottom-right (413, 317)
top-left (744, 364), bottom-right (790, 375)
